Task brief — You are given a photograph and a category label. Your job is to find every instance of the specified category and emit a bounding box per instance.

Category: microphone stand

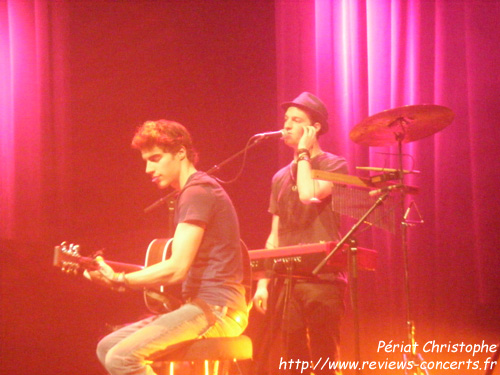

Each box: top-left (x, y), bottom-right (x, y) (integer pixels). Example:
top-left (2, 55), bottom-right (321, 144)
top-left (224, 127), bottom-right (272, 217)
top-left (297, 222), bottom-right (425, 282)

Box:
top-left (143, 135), bottom-right (274, 213)
top-left (312, 190), bottom-right (392, 374)
top-left (144, 190), bottom-right (177, 214)
top-left (204, 135), bottom-right (268, 176)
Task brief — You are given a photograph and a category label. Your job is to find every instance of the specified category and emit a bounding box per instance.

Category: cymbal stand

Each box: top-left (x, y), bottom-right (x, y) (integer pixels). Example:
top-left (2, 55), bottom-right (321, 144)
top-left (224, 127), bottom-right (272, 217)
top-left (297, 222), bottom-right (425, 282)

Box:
top-left (394, 130), bottom-right (426, 375)
top-left (349, 105), bottom-right (454, 374)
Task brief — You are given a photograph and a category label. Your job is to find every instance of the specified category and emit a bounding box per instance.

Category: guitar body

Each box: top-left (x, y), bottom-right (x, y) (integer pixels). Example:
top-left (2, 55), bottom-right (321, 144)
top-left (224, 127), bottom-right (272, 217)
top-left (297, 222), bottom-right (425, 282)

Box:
top-left (143, 238), bottom-right (182, 314)
top-left (53, 238), bottom-right (182, 314)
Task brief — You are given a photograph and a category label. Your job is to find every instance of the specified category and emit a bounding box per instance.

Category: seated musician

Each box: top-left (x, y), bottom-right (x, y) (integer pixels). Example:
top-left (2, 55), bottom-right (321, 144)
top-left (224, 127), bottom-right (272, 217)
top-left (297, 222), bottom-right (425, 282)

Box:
top-left (252, 92), bottom-right (348, 375)
top-left (86, 119), bottom-right (249, 375)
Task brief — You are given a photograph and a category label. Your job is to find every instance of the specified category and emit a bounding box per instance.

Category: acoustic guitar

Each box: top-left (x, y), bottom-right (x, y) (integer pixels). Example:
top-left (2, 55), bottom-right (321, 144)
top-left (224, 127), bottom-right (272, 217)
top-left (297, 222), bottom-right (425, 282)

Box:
top-left (53, 238), bottom-right (181, 314)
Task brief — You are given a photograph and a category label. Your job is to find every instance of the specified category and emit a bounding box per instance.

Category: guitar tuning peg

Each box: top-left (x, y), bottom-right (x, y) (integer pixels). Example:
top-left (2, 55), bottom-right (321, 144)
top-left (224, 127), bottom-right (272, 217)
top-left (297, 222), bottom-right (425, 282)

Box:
top-left (61, 262), bottom-right (77, 274)
top-left (68, 243), bottom-right (77, 255)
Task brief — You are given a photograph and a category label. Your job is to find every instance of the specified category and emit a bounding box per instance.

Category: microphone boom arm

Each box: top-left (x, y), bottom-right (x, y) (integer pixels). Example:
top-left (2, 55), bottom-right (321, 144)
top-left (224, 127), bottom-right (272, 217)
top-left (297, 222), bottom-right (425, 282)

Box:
top-left (144, 131), bottom-right (280, 213)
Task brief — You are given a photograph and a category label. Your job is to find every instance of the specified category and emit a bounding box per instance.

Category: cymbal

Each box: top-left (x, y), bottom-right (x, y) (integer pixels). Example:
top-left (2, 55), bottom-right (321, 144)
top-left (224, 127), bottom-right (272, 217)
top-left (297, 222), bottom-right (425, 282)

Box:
top-left (349, 104), bottom-right (454, 147)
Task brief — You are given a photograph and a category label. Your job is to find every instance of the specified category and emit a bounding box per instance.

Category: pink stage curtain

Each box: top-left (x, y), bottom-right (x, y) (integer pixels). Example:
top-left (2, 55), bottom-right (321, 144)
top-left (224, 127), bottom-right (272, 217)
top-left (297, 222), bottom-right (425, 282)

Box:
top-left (275, 0), bottom-right (500, 341)
top-left (0, 0), bottom-right (69, 242)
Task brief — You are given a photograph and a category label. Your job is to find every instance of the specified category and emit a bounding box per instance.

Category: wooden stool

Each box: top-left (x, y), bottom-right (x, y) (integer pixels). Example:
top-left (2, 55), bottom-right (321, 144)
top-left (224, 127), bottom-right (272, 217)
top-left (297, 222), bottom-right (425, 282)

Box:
top-left (152, 336), bottom-right (253, 375)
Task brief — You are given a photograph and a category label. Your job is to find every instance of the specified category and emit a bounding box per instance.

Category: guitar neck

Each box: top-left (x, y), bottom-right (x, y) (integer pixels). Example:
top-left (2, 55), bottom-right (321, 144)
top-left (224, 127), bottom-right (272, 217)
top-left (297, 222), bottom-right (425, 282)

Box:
top-left (53, 238), bottom-right (178, 314)
top-left (53, 247), bottom-right (144, 273)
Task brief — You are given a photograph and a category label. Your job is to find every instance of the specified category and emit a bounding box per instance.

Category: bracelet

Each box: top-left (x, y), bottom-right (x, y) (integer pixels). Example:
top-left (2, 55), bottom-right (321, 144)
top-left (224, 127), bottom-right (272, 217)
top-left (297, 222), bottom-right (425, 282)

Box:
top-left (113, 272), bottom-right (127, 285)
top-left (297, 148), bottom-right (311, 158)
top-left (297, 154), bottom-right (311, 163)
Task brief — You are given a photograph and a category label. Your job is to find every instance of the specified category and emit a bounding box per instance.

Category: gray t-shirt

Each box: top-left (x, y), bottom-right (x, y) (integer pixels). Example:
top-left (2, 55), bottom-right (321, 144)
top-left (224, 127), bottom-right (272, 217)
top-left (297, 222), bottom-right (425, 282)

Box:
top-left (175, 171), bottom-right (247, 311)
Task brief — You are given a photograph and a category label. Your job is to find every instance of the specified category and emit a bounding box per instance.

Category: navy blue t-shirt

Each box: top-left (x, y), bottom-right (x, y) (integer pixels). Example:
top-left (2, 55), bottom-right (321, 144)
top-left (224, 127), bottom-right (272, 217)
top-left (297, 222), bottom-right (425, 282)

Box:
top-left (175, 171), bottom-right (247, 311)
top-left (270, 152), bottom-right (348, 246)
top-left (269, 152), bottom-right (348, 282)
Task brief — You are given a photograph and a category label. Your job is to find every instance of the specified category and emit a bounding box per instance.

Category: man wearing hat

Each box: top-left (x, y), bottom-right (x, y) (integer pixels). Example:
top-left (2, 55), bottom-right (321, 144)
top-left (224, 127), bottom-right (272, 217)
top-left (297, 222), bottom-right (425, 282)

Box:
top-left (253, 92), bottom-right (348, 374)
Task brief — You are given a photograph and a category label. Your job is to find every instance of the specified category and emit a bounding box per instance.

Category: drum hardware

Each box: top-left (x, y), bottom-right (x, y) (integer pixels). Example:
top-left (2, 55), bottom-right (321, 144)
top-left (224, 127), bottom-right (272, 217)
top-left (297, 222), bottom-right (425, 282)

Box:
top-left (346, 104), bottom-right (454, 374)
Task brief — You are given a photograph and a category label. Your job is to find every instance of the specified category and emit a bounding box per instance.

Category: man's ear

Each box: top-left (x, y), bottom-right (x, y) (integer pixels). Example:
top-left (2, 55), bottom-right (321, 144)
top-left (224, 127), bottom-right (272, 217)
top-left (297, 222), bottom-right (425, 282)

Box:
top-left (176, 146), bottom-right (187, 160)
top-left (313, 122), bottom-right (322, 134)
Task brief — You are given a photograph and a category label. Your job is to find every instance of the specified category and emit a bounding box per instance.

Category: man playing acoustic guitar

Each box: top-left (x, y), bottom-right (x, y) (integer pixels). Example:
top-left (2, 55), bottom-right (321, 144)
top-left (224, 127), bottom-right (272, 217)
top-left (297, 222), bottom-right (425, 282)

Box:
top-left (86, 119), bottom-right (249, 375)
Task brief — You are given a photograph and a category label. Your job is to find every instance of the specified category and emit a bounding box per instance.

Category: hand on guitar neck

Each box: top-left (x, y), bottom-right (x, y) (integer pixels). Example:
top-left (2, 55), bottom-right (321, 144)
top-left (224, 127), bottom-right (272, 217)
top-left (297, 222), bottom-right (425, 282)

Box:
top-left (83, 256), bottom-right (129, 292)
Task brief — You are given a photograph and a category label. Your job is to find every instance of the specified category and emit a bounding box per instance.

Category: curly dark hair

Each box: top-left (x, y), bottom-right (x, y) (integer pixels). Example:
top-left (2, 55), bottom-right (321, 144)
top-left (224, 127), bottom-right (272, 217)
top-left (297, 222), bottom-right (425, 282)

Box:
top-left (131, 119), bottom-right (199, 164)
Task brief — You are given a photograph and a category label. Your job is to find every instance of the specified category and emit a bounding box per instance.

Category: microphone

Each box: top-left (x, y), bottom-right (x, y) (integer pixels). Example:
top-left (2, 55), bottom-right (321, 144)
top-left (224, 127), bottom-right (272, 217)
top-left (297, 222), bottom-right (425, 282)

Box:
top-left (368, 184), bottom-right (405, 197)
top-left (251, 129), bottom-right (285, 140)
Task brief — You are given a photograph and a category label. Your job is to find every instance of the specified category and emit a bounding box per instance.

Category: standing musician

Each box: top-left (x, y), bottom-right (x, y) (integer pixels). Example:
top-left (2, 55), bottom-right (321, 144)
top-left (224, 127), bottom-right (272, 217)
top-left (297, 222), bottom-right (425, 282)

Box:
top-left (85, 119), bottom-right (249, 375)
top-left (252, 92), bottom-right (348, 374)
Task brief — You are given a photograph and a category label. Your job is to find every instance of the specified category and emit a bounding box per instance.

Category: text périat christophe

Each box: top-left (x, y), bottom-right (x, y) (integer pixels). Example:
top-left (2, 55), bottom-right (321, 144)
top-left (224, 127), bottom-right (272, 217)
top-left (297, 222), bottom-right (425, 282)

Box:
top-left (378, 340), bottom-right (498, 357)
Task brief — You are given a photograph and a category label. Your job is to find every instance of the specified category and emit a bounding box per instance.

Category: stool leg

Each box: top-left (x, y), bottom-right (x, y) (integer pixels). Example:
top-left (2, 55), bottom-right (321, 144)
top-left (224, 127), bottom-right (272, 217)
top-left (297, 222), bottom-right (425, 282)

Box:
top-left (204, 360), bottom-right (218, 375)
top-left (157, 361), bottom-right (194, 375)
